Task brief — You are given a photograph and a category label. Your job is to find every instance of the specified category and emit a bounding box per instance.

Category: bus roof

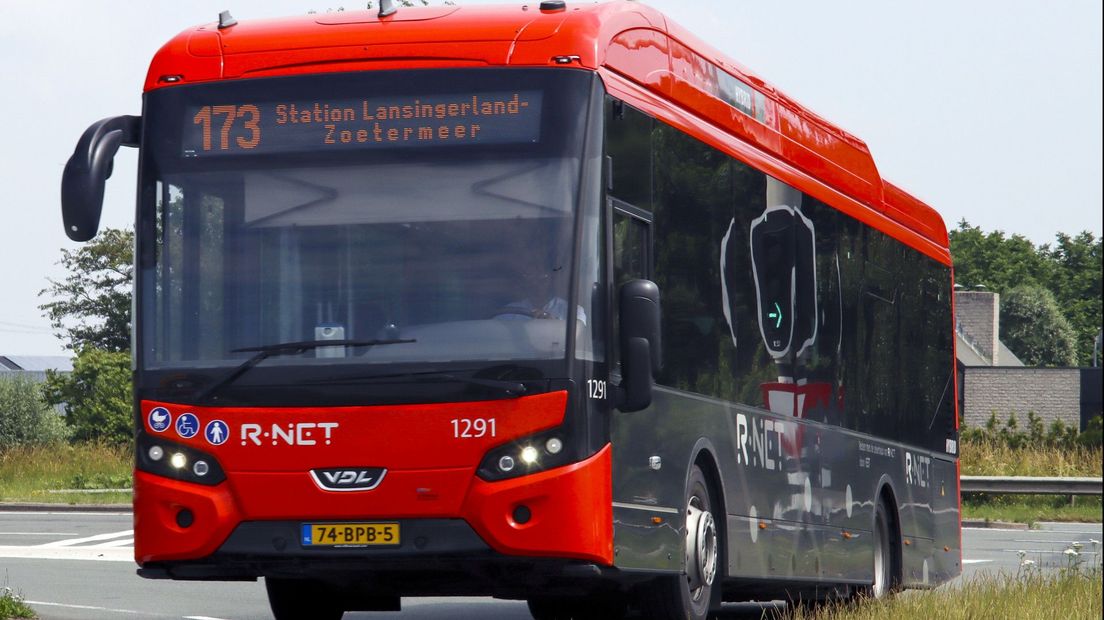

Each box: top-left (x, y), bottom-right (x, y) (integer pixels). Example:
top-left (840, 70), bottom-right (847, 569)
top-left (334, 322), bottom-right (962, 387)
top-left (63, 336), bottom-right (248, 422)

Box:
top-left (146, 1), bottom-right (948, 257)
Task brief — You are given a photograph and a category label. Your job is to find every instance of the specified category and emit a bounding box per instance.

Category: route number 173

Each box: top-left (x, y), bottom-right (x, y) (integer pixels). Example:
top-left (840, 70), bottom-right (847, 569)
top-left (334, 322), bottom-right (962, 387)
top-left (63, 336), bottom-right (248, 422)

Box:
top-left (193, 105), bottom-right (261, 151)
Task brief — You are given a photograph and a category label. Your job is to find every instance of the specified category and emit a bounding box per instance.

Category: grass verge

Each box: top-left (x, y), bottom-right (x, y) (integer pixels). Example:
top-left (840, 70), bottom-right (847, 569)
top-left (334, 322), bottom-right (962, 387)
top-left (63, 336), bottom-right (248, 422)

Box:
top-left (960, 441), bottom-right (1102, 477)
top-left (0, 442), bottom-right (131, 505)
top-left (0, 586), bottom-right (35, 620)
top-left (963, 495), bottom-right (1103, 525)
top-left (777, 571), bottom-right (1102, 620)
top-left (960, 439), bottom-right (1102, 524)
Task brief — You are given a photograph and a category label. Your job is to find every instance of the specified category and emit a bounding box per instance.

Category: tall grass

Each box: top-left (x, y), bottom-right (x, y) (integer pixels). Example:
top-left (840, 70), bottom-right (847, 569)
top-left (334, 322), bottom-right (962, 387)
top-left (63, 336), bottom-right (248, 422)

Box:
top-left (776, 570), bottom-right (1102, 620)
top-left (960, 438), bottom-right (1102, 477)
top-left (0, 441), bottom-right (131, 504)
top-left (959, 437), bottom-right (1102, 524)
top-left (963, 495), bottom-right (1103, 524)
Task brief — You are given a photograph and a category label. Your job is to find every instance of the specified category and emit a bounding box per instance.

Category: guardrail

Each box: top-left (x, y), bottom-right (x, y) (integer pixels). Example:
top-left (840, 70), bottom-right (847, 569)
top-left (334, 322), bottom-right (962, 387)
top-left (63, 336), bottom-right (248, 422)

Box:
top-left (960, 476), bottom-right (1103, 496)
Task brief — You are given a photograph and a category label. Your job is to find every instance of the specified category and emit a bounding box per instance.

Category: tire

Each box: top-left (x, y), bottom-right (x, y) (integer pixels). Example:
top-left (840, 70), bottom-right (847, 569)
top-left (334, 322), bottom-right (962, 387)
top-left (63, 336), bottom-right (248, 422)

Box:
top-left (637, 465), bottom-right (720, 620)
top-left (871, 500), bottom-right (899, 599)
top-left (265, 577), bottom-right (344, 620)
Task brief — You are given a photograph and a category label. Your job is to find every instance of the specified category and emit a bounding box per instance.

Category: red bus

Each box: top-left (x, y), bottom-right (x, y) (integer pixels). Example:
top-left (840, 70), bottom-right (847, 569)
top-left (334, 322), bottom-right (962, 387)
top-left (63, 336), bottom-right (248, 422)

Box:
top-left (61, 2), bottom-right (961, 618)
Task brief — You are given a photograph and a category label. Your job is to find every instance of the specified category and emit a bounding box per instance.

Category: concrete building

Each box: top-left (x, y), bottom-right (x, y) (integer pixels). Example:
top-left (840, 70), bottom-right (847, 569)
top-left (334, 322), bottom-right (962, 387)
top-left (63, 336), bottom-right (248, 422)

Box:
top-left (0, 355), bottom-right (73, 382)
top-left (955, 291), bottom-right (1093, 431)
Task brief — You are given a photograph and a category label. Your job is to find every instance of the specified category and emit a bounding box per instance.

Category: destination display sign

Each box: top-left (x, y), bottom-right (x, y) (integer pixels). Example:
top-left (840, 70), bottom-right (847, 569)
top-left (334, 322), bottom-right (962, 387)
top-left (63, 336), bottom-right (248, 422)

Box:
top-left (717, 72), bottom-right (767, 124)
top-left (182, 90), bottom-right (542, 157)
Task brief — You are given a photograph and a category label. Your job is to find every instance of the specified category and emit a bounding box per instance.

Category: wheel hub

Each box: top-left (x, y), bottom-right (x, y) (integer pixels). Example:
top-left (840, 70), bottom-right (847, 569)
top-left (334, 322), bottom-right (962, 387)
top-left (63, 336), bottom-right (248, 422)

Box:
top-left (685, 502), bottom-right (718, 593)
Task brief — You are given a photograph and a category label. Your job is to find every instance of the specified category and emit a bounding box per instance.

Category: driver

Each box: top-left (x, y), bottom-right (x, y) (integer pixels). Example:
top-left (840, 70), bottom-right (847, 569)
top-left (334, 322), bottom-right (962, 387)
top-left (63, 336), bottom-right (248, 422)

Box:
top-left (494, 245), bottom-right (586, 324)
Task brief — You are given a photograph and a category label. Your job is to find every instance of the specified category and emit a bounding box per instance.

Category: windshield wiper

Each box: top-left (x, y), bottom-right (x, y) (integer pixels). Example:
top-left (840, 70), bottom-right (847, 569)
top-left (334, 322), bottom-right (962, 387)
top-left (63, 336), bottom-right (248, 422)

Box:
top-left (306, 369), bottom-right (528, 397)
top-left (195, 339), bottom-right (415, 404)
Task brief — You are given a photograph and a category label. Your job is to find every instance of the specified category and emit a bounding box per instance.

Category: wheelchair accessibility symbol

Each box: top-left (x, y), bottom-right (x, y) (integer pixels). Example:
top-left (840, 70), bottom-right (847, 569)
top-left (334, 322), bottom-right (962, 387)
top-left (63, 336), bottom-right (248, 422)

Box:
top-left (175, 413), bottom-right (200, 439)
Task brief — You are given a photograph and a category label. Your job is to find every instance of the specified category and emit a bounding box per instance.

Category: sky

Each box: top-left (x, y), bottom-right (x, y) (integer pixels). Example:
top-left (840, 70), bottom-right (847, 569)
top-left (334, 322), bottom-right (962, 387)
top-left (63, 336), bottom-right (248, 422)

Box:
top-left (0, 0), bottom-right (1100, 356)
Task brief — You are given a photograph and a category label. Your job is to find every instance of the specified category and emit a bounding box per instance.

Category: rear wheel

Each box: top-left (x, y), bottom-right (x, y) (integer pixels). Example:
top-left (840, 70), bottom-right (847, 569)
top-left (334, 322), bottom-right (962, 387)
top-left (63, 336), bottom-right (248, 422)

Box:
top-left (637, 465), bottom-right (720, 620)
top-left (872, 501), bottom-right (899, 599)
top-left (265, 577), bottom-right (344, 620)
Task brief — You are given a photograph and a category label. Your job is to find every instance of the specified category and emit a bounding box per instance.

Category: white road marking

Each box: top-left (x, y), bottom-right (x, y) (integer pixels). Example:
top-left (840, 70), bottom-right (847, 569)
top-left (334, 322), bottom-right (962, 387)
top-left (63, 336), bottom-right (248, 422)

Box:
top-left (90, 538), bottom-right (134, 548)
top-left (962, 559), bottom-right (992, 564)
top-left (962, 527), bottom-right (1034, 532)
top-left (39, 529), bottom-right (133, 547)
top-left (24, 600), bottom-right (173, 617)
top-left (0, 532), bottom-right (79, 536)
top-left (1001, 548), bottom-right (1100, 554)
top-left (1010, 539), bottom-right (1099, 543)
top-left (0, 510), bottom-right (131, 516)
top-left (184, 616), bottom-right (232, 620)
top-left (0, 545), bottom-right (132, 562)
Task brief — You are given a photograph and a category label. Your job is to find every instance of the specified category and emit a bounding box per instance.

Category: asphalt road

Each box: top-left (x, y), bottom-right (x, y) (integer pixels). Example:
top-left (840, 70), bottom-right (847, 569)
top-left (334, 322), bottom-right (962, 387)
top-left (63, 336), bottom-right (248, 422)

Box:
top-left (1, 510), bottom-right (1100, 620)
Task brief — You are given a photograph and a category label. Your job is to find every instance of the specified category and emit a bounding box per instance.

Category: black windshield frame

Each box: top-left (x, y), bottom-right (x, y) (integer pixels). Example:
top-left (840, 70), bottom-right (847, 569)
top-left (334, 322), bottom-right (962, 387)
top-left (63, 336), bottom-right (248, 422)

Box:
top-left (134, 68), bottom-right (604, 406)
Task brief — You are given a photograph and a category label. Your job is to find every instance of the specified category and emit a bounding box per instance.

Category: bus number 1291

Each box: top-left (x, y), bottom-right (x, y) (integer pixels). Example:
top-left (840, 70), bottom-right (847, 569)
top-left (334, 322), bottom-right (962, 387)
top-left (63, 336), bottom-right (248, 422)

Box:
top-left (451, 418), bottom-right (496, 439)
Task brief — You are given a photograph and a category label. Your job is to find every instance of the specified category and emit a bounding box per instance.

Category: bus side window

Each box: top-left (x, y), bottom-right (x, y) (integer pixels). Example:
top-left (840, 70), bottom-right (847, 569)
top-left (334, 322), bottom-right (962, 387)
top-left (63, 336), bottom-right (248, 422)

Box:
top-left (606, 99), bottom-right (653, 211)
top-left (606, 97), bottom-right (654, 371)
top-left (612, 203), bottom-right (651, 371)
top-left (613, 205), bottom-right (650, 286)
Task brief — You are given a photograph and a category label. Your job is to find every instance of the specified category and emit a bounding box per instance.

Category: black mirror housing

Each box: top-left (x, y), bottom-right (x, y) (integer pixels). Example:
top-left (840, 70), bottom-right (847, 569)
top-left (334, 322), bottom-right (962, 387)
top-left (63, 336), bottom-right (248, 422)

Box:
top-left (617, 279), bottom-right (661, 412)
top-left (61, 115), bottom-right (140, 242)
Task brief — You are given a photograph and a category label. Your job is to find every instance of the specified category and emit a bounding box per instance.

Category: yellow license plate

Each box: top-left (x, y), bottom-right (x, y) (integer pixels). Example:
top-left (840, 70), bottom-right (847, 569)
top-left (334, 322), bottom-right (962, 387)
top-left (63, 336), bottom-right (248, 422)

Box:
top-left (301, 523), bottom-right (399, 546)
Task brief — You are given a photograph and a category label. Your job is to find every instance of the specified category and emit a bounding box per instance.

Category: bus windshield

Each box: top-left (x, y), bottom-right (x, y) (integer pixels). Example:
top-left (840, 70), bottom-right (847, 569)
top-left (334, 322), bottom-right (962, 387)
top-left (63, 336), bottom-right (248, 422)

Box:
top-left (138, 69), bottom-right (595, 371)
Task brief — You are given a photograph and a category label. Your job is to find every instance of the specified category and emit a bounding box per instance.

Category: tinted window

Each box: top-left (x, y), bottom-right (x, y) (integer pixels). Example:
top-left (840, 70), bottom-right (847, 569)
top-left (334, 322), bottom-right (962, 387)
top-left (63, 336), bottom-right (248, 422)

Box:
top-left (606, 101), bottom-right (652, 210)
top-left (142, 69), bottom-right (595, 370)
top-left (608, 97), bottom-right (954, 449)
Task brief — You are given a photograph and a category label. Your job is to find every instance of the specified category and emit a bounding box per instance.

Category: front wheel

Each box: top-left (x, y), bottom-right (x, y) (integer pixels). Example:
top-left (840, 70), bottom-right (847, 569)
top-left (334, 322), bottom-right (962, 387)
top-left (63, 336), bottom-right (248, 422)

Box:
top-left (637, 465), bottom-right (720, 620)
top-left (265, 577), bottom-right (344, 620)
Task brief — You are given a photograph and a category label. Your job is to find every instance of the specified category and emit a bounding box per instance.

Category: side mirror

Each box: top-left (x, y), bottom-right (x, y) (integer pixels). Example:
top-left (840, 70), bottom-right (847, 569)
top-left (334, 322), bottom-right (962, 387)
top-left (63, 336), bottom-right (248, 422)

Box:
top-left (61, 115), bottom-right (141, 242)
top-left (617, 279), bottom-right (661, 412)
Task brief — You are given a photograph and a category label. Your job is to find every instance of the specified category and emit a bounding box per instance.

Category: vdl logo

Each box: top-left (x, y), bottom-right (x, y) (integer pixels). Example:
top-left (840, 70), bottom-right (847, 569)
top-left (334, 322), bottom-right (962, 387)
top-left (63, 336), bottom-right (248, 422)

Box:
top-left (310, 468), bottom-right (386, 492)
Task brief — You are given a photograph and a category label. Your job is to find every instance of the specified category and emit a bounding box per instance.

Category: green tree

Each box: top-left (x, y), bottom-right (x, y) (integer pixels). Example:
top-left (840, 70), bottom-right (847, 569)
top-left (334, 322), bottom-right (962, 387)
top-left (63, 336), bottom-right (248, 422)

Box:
top-left (38, 228), bottom-right (133, 353)
top-left (948, 220), bottom-right (1051, 292)
top-left (999, 286), bottom-right (1078, 367)
top-left (0, 374), bottom-right (71, 449)
top-left (950, 221), bottom-right (1102, 365)
top-left (1043, 231), bottom-right (1102, 365)
top-left (42, 348), bottom-right (132, 444)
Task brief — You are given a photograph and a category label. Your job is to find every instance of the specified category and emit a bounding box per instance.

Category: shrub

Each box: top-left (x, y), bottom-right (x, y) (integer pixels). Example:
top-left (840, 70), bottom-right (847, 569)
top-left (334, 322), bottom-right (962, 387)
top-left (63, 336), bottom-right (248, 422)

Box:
top-left (42, 347), bottom-right (132, 444)
top-left (963, 411), bottom-right (1098, 450)
top-left (0, 584), bottom-right (36, 619)
top-left (0, 373), bottom-right (71, 450)
top-left (1077, 415), bottom-right (1102, 448)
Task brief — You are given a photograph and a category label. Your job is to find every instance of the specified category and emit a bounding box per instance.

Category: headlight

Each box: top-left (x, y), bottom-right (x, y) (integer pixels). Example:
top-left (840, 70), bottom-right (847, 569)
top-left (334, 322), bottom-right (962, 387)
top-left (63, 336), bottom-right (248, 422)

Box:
top-left (137, 432), bottom-right (225, 486)
top-left (544, 437), bottom-right (563, 454)
top-left (477, 429), bottom-right (574, 481)
top-left (520, 446), bottom-right (540, 465)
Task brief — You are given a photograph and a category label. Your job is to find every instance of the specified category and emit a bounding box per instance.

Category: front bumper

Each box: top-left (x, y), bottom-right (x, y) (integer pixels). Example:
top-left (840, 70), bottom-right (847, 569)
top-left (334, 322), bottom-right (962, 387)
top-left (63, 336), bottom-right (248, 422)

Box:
top-left (134, 444), bottom-right (613, 575)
